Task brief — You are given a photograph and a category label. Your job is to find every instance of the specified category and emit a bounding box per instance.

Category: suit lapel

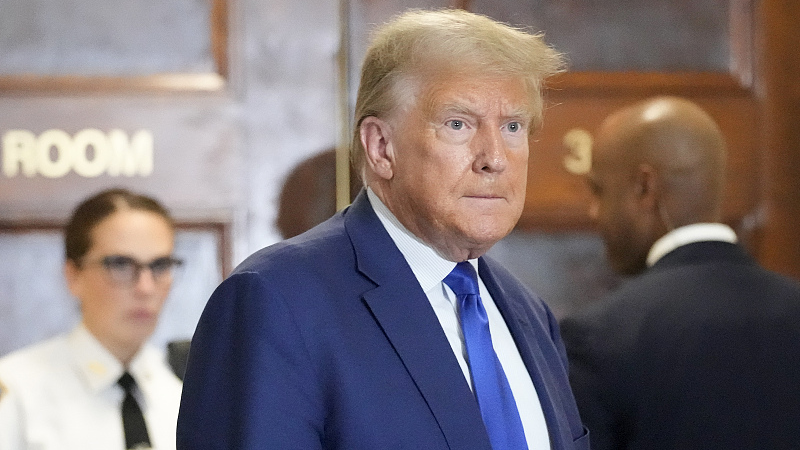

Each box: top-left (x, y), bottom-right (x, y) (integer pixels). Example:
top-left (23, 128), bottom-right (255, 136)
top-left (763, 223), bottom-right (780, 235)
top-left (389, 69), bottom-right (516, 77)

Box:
top-left (479, 257), bottom-right (573, 450)
top-left (344, 192), bottom-right (491, 450)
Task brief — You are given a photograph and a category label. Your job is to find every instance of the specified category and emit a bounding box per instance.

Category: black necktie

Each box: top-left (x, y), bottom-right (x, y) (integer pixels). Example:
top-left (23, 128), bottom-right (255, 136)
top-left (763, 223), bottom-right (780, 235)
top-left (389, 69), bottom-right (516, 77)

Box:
top-left (117, 372), bottom-right (152, 449)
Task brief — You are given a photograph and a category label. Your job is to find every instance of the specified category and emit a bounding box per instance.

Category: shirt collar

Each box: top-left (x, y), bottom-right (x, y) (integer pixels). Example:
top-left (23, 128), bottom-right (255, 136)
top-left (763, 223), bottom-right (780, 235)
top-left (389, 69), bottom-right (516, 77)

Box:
top-left (367, 188), bottom-right (477, 290)
top-left (69, 323), bottom-right (124, 393)
top-left (69, 323), bottom-right (162, 394)
top-left (647, 223), bottom-right (738, 267)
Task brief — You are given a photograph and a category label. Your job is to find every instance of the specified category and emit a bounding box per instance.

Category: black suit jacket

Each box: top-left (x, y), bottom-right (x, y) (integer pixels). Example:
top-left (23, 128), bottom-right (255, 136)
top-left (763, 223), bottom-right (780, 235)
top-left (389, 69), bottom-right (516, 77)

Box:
top-left (560, 241), bottom-right (800, 450)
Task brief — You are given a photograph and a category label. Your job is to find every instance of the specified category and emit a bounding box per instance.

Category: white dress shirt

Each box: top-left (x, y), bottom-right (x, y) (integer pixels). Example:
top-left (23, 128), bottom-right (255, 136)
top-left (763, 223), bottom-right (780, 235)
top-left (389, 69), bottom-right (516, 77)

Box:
top-left (0, 323), bottom-right (183, 450)
top-left (647, 223), bottom-right (738, 267)
top-left (367, 188), bottom-right (550, 449)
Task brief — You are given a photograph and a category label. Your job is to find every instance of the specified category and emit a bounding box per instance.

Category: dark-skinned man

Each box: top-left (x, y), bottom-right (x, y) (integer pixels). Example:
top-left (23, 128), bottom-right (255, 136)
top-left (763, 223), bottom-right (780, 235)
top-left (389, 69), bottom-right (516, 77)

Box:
top-left (560, 96), bottom-right (800, 450)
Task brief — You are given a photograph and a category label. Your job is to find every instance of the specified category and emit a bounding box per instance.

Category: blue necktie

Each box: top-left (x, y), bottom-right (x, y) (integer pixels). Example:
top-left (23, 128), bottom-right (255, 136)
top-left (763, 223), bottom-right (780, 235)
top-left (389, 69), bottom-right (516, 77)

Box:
top-left (444, 261), bottom-right (528, 450)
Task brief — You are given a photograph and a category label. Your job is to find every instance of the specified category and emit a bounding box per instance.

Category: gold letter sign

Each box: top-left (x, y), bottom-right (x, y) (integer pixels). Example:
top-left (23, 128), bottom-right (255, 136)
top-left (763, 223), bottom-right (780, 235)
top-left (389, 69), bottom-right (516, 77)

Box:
top-left (2, 129), bottom-right (154, 178)
top-left (562, 128), bottom-right (593, 176)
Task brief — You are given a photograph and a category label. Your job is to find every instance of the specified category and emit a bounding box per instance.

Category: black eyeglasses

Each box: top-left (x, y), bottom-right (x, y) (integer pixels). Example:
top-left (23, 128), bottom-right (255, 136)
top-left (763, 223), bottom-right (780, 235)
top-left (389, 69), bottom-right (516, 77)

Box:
top-left (85, 255), bottom-right (184, 285)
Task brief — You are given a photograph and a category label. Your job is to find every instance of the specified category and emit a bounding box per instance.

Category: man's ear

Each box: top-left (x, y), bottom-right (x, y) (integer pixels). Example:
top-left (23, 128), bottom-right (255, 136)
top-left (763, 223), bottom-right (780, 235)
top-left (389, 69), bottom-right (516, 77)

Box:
top-left (360, 116), bottom-right (394, 180)
top-left (635, 163), bottom-right (660, 210)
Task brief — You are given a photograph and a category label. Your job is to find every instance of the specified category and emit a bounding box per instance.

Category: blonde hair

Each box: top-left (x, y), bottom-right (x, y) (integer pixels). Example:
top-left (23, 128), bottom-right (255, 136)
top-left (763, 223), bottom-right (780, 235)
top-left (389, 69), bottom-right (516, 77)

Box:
top-left (351, 8), bottom-right (564, 178)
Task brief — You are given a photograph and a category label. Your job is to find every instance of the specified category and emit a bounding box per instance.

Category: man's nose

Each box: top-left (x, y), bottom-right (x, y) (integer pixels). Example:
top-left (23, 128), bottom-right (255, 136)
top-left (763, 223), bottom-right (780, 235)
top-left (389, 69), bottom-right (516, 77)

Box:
top-left (474, 127), bottom-right (508, 173)
top-left (588, 200), bottom-right (600, 220)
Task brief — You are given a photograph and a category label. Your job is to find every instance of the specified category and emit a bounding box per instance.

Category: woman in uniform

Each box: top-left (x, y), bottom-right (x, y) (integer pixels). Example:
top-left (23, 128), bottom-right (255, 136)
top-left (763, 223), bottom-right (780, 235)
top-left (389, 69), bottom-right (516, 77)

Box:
top-left (0, 188), bottom-right (184, 450)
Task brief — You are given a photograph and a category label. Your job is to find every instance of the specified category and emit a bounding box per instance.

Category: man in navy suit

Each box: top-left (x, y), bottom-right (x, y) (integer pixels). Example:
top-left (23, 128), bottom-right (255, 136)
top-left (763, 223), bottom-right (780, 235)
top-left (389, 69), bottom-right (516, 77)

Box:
top-left (177, 9), bottom-right (588, 449)
top-left (559, 96), bottom-right (800, 449)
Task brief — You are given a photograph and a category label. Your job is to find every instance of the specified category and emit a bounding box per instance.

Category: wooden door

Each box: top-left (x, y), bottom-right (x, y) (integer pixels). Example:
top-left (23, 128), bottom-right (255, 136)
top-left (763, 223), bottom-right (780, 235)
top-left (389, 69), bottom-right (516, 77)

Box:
top-left (0, 0), bottom-right (344, 355)
top-left (345, 0), bottom-right (799, 316)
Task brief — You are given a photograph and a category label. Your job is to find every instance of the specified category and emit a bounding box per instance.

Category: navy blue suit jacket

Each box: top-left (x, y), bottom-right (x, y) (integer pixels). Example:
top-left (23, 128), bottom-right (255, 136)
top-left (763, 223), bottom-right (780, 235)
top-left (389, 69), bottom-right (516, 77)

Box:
top-left (177, 191), bottom-right (588, 449)
top-left (560, 241), bottom-right (800, 450)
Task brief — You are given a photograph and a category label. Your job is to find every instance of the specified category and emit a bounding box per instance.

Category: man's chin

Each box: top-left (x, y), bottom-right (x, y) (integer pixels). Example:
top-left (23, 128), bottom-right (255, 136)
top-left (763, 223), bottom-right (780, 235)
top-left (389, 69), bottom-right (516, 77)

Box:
top-left (460, 227), bottom-right (514, 254)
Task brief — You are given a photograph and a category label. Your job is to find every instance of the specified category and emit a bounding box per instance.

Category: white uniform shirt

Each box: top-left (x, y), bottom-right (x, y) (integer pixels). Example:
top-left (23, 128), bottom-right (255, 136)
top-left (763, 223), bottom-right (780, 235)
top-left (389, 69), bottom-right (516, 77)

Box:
top-left (367, 188), bottom-right (551, 449)
top-left (0, 324), bottom-right (182, 450)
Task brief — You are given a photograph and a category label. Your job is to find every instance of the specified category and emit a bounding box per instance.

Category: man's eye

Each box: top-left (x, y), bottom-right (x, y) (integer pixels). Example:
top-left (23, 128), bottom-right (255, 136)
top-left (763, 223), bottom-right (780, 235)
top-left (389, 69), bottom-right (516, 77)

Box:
top-left (446, 120), bottom-right (464, 130)
top-left (507, 121), bottom-right (521, 133)
top-left (587, 180), bottom-right (602, 196)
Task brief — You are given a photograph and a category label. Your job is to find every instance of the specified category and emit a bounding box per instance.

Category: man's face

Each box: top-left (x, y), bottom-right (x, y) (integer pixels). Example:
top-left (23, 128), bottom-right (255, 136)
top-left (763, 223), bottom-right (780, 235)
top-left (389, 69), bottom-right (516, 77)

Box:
top-left (587, 141), bottom-right (651, 276)
top-left (66, 209), bottom-right (175, 357)
top-left (379, 71), bottom-right (532, 261)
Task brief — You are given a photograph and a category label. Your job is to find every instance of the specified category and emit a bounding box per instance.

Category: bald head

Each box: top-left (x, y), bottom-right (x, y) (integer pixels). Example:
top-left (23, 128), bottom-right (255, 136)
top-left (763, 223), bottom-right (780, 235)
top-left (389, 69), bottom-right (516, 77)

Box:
top-left (596, 96), bottom-right (727, 224)
top-left (588, 96), bottom-right (728, 274)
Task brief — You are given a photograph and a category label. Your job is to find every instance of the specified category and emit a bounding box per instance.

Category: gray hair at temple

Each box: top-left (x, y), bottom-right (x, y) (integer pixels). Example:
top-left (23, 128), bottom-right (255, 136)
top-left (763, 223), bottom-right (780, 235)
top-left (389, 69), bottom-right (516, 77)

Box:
top-left (350, 8), bottom-right (565, 181)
